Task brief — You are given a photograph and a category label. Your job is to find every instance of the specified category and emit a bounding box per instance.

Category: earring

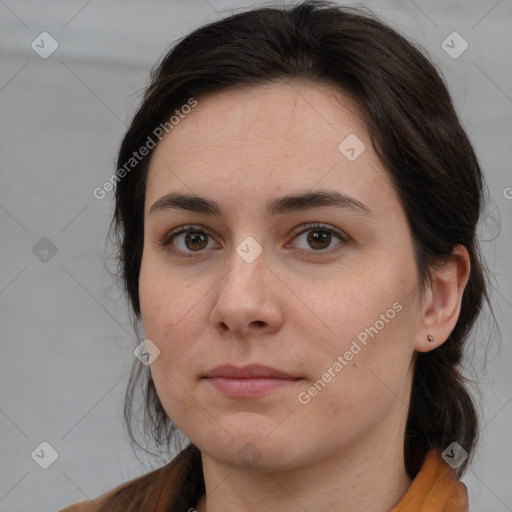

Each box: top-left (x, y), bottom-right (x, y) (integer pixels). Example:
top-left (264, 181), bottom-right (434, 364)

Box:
top-left (427, 334), bottom-right (434, 343)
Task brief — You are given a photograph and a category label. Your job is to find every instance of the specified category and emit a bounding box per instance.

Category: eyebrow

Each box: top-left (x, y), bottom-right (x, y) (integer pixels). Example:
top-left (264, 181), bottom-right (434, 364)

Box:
top-left (148, 190), bottom-right (373, 219)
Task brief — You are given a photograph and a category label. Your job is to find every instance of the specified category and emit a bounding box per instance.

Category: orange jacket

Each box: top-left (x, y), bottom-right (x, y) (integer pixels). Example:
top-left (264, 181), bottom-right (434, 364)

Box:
top-left (58, 445), bottom-right (468, 511)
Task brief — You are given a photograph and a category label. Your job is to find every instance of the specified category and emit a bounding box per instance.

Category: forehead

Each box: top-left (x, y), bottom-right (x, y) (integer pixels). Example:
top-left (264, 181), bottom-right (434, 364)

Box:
top-left (145, 81), bottom-right (397, 219)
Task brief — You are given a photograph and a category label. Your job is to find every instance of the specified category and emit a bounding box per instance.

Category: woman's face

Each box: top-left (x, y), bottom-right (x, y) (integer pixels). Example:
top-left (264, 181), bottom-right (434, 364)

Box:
top-left (139, 82), bottom-right (423, 470)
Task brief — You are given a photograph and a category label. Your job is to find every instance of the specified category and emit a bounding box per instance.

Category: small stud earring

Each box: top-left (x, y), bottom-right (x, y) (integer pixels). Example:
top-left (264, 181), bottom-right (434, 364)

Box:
top-left (427, 334), bottom-right (434, 343)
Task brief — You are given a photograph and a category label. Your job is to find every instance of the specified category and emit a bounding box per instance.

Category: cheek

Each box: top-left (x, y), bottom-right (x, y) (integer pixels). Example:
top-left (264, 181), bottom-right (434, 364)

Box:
top-left (139, 251), bottom-right (190, 344)
top-left (139, 275), bottom-right (166, 338)
top-left (138, 254), bottom-right (207, 400)
top-left (292, 310), bottom-right (417, 452)
top-left (300, 258), bottom-right (419, 408)
top-left (139, 272), bottom-right (201, 432)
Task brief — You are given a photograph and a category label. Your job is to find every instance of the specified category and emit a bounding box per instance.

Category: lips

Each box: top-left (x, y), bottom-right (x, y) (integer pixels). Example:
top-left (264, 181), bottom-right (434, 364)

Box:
top-left (204, 364), bottom-right (297, 379)
top-left (203, 364), bottom-right (301, 398)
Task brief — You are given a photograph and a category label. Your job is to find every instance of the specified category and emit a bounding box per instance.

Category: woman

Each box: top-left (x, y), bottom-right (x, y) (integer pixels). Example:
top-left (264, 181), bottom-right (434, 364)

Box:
top-left (60, 1), bottom-right (492, 510)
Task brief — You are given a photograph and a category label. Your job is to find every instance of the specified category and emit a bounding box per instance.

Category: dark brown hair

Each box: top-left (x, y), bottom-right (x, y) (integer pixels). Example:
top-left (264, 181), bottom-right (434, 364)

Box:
top-left (105, 0), bottom-right (494, 507)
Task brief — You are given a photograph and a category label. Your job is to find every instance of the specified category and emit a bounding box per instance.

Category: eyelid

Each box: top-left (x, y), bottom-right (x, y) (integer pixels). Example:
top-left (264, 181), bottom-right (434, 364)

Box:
top-left (289, 222), bottom-right (349, 242)
top-left (160, 224), bottom-right (211, 246)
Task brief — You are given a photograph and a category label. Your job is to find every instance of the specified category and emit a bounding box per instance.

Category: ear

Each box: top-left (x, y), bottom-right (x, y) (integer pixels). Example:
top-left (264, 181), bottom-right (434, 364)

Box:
top-left (415, 245), bottom-right (471, 353)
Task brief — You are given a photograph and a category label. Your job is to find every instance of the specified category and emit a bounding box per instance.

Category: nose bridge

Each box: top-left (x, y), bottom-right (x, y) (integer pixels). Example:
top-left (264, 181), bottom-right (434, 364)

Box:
top-left (209, 235), bottom-right (281, 334)
top-left (221, 236), bottom-right (269, 297)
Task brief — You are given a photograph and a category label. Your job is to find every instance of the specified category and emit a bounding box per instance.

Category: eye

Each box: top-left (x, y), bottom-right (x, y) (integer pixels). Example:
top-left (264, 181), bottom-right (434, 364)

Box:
top-left (161, 224), bottom-right (218, 256)
top-left (287, 222), bottom-right (348, 254)
top-left (161, 222), bottom-right (348, 257)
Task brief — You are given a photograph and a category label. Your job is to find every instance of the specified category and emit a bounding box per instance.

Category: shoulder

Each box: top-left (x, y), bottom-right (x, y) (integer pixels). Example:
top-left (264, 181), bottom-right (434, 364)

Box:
top-left (57, 444), bottom-right (202, 512)
top-left (57, 469), bottom-right (152, 512)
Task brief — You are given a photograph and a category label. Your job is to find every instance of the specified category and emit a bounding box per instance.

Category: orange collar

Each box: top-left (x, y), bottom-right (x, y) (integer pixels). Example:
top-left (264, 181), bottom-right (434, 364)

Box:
top-left (391, 449), bottom-right (468, 511)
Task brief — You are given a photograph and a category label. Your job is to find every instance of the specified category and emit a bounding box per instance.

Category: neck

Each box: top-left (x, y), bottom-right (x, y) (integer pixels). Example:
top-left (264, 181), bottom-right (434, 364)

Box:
top-left (194, 415), bottom-right (413, 512)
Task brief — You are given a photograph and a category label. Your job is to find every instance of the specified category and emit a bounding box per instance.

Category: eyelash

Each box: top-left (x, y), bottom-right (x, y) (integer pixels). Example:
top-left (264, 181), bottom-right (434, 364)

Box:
top-left (160, 222), bottom-right (349, 257)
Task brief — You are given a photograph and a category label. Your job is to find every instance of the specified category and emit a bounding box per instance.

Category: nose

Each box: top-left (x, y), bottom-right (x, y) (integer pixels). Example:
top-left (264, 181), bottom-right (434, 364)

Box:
top-left (209, 246), bottom-right (284, 340)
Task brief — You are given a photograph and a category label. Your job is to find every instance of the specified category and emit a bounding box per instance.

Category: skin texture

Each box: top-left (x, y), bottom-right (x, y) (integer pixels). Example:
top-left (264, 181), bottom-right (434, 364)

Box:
top-left (138, 81), bottom-right (470, 512)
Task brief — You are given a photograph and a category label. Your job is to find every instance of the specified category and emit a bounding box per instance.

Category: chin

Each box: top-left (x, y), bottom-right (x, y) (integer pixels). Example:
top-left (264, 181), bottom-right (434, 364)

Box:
top-left (192, 424), bottom-right (310, 472)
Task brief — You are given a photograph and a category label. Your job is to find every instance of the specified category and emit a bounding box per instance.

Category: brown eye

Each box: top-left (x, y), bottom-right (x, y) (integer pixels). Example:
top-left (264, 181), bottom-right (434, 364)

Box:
top-left (183, 231), bottom-right (209, 251)
top-left (289, 223), bottom-right (348, 253)
top-left (306, 229), bottom-right (332, 250)
top-left (162, 225), bottom-right (217, 256)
